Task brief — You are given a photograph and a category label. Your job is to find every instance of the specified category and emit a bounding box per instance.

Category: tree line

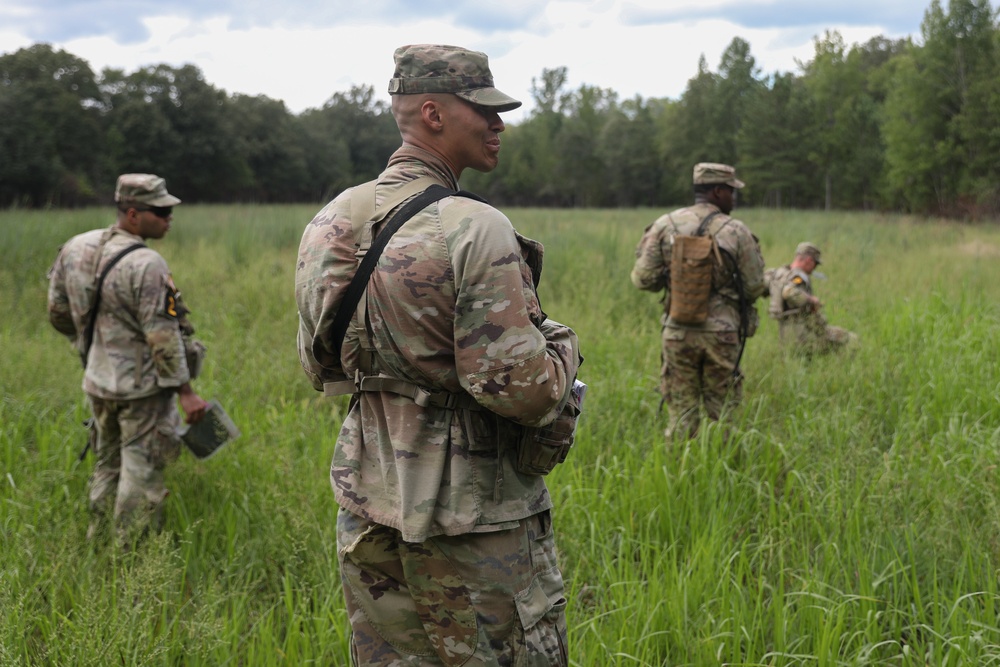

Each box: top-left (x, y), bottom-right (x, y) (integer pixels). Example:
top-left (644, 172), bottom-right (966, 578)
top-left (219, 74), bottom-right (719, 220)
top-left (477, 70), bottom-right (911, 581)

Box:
top-left (2, 0), bottom-right (998, 218)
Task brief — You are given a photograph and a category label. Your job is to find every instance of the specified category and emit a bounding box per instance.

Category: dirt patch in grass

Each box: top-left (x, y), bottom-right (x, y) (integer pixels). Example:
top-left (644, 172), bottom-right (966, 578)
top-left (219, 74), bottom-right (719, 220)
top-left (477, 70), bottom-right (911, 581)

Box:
top-left (955, 240), bottom-right (1000, 257)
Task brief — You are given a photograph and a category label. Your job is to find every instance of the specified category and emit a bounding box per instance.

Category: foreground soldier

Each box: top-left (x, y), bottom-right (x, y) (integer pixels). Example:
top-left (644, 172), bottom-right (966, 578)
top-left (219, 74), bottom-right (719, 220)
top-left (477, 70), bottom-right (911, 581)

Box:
top-left (767, 242), bottom-right (859, 355)
top-left (631, 163), bottom-right (765, 440)
top-left (296, 44), bottom-right (581, 665)
top-left (47, 174), bottom-right (208, 546)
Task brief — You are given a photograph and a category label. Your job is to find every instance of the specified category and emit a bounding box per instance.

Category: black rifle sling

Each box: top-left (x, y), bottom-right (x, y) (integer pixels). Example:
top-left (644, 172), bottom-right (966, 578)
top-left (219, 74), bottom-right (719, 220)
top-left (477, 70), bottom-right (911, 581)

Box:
top-left (697, 210), bottom-right (749, 376)
top-left (81, 243), bottom-right (146, 367)
top-left (695, 210), bottom-right (721, 237)
top-left (694, 210), bottom-right (749, 376)
top-left (328, 184), bottom-right (487, 367)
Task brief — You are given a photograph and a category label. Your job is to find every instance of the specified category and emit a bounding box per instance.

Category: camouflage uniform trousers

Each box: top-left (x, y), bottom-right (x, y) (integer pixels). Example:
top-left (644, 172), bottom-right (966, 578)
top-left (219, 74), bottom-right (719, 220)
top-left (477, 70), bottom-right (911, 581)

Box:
top-left (337, 507), bottom-right (568, 666)
top-left (662, 327), bottom-right (742, 440)
top-left (88, 390), bottom-right (182, 544)
top-left (780, 315), bottom-right (859, 356)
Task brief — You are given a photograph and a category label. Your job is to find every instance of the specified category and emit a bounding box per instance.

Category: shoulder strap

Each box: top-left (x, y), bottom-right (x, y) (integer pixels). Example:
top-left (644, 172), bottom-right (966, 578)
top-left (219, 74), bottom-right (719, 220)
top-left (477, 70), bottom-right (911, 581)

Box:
top-left (328, 184), bottom-right (487, 367)
top-left (695, 211), bottom-right (722, 237)
top-left (80, 243), bottom-right (145, 367)
top-left (351, 177), bottom-right (441, 252)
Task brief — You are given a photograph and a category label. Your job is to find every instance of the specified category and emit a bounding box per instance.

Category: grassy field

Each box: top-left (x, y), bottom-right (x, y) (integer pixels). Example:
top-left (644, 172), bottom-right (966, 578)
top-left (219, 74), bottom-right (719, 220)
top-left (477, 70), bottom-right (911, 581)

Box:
top-left (2, 203), bottom-right (1000, 665)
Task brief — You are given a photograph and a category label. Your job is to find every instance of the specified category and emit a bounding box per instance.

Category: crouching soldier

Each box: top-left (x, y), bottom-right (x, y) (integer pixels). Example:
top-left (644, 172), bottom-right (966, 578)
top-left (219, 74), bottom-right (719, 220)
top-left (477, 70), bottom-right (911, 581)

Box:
top-left (767, 242), bottom-right (859, 355)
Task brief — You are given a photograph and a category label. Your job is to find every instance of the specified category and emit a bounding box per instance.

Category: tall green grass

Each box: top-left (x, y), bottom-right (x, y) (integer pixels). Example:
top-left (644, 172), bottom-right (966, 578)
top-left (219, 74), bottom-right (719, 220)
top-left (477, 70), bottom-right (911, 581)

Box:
top-left (3, 204), bottom-right (1000, 665)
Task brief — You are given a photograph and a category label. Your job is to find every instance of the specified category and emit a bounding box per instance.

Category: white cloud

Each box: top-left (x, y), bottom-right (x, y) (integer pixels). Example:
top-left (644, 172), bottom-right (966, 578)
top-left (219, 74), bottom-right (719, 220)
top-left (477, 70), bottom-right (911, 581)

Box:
top-left (2, 0), bottom-right (964, 122)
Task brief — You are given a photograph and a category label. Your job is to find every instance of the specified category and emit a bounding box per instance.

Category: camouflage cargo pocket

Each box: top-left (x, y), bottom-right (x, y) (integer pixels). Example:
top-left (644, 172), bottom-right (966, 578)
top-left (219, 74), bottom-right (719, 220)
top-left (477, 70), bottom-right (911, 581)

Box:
top-left (513, 568), bottom-right (568, 666)
top-left (150, 423), bottom-right (183, 468)
top-left (512, 513), bottom-right (568, 665)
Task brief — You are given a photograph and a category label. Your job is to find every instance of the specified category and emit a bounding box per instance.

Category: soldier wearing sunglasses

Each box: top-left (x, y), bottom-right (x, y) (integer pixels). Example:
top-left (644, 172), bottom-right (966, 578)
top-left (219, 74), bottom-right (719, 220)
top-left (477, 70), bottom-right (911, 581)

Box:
top-left (47, 173), bottom-right (208, 548)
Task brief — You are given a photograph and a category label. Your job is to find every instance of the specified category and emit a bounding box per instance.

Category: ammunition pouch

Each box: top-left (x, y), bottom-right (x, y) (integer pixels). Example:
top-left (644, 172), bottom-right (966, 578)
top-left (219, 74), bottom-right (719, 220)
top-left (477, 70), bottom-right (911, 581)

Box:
top-left (513, 380), bottom-right (584, 477)
top-left (184, 337), bottom-right (207, 380)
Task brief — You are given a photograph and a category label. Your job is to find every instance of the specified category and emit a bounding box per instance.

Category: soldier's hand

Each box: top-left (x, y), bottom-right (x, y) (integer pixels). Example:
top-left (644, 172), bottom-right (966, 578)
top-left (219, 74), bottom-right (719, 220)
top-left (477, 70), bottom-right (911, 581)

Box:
top-left (178, 383), bottom-right (209, 423)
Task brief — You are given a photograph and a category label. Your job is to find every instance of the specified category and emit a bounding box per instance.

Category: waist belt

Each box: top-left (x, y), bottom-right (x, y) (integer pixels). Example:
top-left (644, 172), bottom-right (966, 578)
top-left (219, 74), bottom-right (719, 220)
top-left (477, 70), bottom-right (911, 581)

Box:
top-left (323, 373), bottom-right (480, 410)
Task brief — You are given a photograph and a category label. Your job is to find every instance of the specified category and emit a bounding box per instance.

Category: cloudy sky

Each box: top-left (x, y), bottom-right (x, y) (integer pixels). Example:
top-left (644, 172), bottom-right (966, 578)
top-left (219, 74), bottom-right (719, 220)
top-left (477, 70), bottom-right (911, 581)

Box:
top-left (0, 1), bottom-right (988, 121)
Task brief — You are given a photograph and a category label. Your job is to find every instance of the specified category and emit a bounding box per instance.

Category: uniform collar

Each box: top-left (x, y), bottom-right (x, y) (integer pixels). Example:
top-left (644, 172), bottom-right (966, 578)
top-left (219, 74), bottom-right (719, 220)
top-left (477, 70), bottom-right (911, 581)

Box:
top-left (387, 144), bottom-right (460, 190)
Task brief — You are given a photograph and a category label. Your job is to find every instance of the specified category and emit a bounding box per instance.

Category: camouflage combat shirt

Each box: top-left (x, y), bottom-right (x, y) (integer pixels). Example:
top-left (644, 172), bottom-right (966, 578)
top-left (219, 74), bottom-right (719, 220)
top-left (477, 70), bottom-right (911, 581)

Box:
top-left (631, 203), bottom-right (766, 331)
top-left (48, 225), bottom-right (191, 399)
top-left (296, 145), bottom-right (581, 543)
top-left (769, 264), bottom-right (829, 342)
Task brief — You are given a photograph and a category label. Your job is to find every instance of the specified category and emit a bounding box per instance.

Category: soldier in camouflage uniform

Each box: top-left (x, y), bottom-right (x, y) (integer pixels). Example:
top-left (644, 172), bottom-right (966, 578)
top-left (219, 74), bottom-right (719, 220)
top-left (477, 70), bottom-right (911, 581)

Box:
top-left (296, 45), bottom-right (581, 665)
top-left (767, 242), bottom-right (859, 355)
top-left (631, 163), bottom-right (766, 440)
top-left (48, 174), bottom-right (208, 546)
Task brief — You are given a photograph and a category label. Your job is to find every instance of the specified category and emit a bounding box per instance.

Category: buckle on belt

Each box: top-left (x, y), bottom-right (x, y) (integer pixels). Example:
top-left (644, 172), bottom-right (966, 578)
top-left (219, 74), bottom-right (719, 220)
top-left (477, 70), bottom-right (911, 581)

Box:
top-left (412, 388), bottom-right (460, 409)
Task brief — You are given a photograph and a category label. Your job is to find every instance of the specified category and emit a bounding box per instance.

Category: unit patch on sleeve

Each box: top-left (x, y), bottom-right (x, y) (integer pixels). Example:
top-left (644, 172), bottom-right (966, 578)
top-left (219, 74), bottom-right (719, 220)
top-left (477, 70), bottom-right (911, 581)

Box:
top-left (165, 276), bottom-right (179, 318)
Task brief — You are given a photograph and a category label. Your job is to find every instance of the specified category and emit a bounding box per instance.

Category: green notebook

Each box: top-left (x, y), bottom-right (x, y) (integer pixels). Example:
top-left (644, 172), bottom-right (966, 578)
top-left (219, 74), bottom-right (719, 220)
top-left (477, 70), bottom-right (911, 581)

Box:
top-left (178, 399), bottom-right (240, 459)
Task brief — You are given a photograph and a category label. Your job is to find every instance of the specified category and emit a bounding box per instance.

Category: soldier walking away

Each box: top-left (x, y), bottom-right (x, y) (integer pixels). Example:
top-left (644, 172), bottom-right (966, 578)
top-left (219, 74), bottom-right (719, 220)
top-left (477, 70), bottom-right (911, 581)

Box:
top-left (296, 44), bottom-right (582, 665)
top-left (47, 174), bottom-right (208, 548)
top-left (631, 163), bottom-right (766, 441)
top-left (766, 242), bottom-right (859, 355)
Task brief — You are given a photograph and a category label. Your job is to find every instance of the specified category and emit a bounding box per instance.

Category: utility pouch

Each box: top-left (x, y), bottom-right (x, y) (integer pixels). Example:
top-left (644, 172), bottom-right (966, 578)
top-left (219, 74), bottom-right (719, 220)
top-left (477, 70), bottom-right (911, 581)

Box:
top-left (668, 234), bottom-right (715, 324)
top-left (514, 380), bottom-right (585, 476)
top-left (78, 417), bottom-right (97, 462)
top-left (184, 337), bottom-right (207, 380)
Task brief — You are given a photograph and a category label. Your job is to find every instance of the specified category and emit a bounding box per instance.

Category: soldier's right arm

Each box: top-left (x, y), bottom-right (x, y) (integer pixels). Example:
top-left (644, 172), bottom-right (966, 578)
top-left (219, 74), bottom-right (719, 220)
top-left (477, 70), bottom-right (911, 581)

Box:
top-left (630, 217), bottom-right (669, 291)
top-left (781, 276), bottom-right (812, 309)
top-left (46, 248), bottom-right (77, 338)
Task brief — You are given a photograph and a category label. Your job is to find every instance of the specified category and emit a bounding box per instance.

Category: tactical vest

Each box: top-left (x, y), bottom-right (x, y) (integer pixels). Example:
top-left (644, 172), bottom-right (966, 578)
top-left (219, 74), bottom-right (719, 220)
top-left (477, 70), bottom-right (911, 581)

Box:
top-left (321, 180), bottom-right (581, 477)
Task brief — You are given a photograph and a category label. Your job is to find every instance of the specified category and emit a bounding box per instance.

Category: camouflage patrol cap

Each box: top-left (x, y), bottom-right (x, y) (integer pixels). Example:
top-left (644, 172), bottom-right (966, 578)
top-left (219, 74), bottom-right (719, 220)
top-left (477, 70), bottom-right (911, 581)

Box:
top-left (795, 241), bottom-right (822, 265)
top-left (693, 163), bottom-right (745, 189)
top-left (388, 44), bottom-right (522, 113)
top-left (114, 173), bottom-right (181, 207)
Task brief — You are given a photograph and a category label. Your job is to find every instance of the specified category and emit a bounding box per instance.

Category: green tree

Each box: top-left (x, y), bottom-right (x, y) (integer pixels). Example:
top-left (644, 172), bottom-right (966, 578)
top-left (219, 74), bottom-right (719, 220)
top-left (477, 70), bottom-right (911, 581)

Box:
top-left (554, 84), bottom-right (618, 206)
top-left (299, 85), bottom-right (397, 201)
top-left (737, 72), bottom-right (816, 208)
top-left (598, 96), bottom-right (661, 207)
top-left (661, 55), bottom-right (718, 199)
top-left (102, 64), bottom-right (251, 201)
top-left (0, 44), bottom-right (105, 206)
top-left (228, 94), bottom-right (309, 202)
top-left (801, 31), bottom-right (854, 210)
top-left (714, 37), bottom-right (762, 162)
top-left (882, 0), bottom-right (1000, 216)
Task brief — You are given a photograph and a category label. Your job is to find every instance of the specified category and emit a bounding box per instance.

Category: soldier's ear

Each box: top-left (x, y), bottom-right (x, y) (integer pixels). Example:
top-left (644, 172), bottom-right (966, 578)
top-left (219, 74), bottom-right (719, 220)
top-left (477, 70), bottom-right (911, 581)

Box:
top-left (421, 98), bottom-right (445, 132)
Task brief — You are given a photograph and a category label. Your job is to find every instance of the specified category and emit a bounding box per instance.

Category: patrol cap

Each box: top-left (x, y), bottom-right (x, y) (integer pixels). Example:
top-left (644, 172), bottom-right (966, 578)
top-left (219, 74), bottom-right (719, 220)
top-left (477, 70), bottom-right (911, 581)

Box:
top-left (693, 162), bottom-right (745, 189)
top-left (795, 241), bottom-right (822, 265)
top-left (388, 44), bottom-right (522, 113)
top-left (114, 174), bottom-right (181, 207)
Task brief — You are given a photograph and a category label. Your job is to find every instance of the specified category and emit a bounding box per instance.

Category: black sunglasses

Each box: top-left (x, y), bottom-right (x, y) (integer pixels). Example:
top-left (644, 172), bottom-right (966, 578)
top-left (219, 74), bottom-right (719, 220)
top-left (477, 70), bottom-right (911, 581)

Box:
top-left (133, 205), bottom-right (173, 219)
